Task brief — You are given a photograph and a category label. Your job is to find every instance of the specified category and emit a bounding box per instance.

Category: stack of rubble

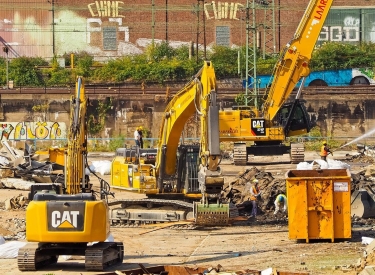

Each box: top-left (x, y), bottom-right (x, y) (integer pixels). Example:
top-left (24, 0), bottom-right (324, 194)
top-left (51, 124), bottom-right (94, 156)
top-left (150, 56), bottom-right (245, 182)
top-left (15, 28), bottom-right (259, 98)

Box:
top-left (352, 238), bottom-right (375, 274)
top-left (223, 167), bottom-right (286, 217)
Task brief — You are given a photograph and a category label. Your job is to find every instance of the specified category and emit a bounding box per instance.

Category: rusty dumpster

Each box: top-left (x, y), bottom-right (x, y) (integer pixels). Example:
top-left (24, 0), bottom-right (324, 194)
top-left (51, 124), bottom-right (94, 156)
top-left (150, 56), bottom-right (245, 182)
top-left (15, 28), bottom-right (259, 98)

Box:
top-left (286, 169), bottom-right (351, 242)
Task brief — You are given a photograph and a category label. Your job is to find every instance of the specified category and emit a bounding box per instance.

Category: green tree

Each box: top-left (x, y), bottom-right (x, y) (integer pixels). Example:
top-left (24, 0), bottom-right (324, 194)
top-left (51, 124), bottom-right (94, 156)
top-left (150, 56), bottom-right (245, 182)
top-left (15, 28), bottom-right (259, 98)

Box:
top-left (311, 42), bottom-right (375, 71)
top-left (10, 57), bottom-right (48, 86)
top-left (208, 46), bottom-right (238, 78)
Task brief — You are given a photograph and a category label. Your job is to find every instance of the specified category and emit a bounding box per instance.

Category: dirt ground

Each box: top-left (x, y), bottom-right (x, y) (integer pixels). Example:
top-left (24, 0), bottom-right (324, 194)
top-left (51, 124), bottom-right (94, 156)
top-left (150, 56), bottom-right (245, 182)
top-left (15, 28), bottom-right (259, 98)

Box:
top-left (0, 151), bottom-right (373, 275)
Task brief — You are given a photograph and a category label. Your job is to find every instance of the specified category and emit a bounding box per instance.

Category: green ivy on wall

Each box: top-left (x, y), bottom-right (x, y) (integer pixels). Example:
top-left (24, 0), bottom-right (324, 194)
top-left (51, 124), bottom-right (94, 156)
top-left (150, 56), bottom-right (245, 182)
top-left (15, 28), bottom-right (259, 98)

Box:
top-left (87, 97), bottom-right (113, 137)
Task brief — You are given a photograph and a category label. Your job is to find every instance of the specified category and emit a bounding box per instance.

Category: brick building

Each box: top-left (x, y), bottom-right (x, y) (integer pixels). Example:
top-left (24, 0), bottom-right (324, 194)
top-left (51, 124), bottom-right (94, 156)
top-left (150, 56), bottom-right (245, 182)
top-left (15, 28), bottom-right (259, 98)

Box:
top-left (0, 0), bottom-right (374, 62)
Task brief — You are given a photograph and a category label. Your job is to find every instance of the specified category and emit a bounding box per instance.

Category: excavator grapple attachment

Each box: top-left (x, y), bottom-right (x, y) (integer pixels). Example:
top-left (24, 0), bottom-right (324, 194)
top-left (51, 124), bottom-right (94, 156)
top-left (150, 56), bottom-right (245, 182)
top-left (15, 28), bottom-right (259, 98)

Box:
top-left (194, 202), bottom-right (229, 226)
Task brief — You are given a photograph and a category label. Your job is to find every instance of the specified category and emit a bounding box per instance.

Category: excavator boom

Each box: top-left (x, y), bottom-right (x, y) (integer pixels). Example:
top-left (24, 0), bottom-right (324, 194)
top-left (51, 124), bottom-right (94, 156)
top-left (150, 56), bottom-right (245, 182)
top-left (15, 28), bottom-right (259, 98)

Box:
top-left (263, 0), bottom-right (334, 121)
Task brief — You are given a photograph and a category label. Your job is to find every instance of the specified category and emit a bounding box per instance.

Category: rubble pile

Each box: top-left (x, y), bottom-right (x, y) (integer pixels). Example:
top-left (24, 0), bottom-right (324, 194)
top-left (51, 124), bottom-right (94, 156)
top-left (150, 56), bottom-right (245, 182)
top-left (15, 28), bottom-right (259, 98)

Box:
top-left (349, 153), bottom-right (375, 164)
top-left (350, 238), bottom-right (375, 274)
top-left (0, 218), bottom-right (26, 240)
top-left (223, 167), bottom-right (286, 217)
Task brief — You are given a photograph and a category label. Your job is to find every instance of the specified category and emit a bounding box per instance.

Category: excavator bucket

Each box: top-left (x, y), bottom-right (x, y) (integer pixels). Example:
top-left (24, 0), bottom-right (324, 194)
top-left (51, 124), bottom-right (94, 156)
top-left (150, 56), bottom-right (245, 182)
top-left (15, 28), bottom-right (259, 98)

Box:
top-left (351, 189), bottom-right (375, 218)
top-left (194, 202), bottom-right (229, 226)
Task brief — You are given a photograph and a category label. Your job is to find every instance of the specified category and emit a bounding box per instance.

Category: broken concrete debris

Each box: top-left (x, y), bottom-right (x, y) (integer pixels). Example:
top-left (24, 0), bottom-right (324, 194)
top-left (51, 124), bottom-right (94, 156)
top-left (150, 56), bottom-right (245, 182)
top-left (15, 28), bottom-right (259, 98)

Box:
top-left (223, 167), bottom-right (286, 218)
top-left (3, 194), bottom-right (28, 210)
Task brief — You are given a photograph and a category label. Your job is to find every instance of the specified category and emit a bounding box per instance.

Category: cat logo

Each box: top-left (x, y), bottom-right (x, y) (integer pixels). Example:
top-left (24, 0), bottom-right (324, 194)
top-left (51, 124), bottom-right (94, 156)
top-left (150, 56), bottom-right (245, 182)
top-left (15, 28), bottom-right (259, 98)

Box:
top-left (252, 120), bottom-right (264, 128)
top-left (47, 202), bottom-right (85, 231)
top-left (251, 119), bottom-right (266, 136)
top-left (51, 211), bottom-right (79, 228)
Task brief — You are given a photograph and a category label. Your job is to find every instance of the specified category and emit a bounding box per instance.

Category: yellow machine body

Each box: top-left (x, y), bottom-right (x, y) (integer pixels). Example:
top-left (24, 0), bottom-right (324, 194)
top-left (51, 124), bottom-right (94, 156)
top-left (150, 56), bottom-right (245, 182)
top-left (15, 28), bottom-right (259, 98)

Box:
top-left (110, 62), bottom-right (228, 225)
top-left (111, 159), bottom-right (158, 194)
top-left (48, 147), bottom-right (66, 167)
top-left (219, 111), bottom-right (308, 142)
top-left (286, 169), bottom-right (351, 242)
top-left (19, 77), bottom-right (124, 272)
top-left (26, 199), bottom-right (110, 243)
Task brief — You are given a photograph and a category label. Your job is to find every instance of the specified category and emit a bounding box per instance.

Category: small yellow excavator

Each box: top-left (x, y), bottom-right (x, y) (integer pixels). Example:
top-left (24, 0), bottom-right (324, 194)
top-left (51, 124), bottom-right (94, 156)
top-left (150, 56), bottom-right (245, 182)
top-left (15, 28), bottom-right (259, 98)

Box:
top-left (17, 77), bottom-right (123, 271)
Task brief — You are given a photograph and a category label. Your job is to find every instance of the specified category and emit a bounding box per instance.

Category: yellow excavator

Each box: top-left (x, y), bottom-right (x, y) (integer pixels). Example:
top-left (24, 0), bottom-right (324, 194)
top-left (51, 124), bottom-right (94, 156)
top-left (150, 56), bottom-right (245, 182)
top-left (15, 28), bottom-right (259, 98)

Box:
top-left (18, 77), bottom-right (123, 271)
top-left (111, 0), bottom-right (335, 225)
top-left (111, 61), bottom-right (230, 226)
top-left (220, 0), bottom-right (335, 165)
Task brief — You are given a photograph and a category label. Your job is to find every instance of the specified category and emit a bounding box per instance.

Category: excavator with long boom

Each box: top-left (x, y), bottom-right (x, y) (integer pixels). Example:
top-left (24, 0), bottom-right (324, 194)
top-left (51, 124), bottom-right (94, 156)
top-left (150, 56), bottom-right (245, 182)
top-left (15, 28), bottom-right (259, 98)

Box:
top-left (110, 0), bottom-right (334, 225)
top-left (219, 0), bottom-right (334, 165)
top-left (17, 77), bottom-right (124, 271)
top-left (111, 61), bottom-right (230, 226)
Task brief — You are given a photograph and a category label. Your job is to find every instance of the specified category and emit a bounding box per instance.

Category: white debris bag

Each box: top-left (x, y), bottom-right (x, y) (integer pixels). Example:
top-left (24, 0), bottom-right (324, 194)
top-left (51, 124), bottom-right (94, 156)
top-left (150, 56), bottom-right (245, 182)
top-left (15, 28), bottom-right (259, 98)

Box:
top-left (296, 161), bottom-right (314, 170)
top-left (90, 160), bottom-right (111, 175)
top-left (0, 236), bottom-right (5, 245)
top-left (0, 241), bottom-right (27, 259)
top-left (297, 159), bottom-right (350, 170)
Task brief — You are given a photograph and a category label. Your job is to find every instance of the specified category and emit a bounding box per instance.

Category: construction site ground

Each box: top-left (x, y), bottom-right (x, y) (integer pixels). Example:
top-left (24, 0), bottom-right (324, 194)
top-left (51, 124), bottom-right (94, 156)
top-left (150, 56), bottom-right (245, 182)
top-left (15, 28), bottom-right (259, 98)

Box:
top-left (0, 150), bottom-right (372, 275)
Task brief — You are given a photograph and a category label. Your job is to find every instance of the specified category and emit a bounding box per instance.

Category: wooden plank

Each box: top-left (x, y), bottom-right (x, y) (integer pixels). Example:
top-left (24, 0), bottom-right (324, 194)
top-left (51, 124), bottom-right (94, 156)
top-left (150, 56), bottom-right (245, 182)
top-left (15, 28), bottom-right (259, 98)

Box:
top-left (139, 221), bottom-right (193, 235)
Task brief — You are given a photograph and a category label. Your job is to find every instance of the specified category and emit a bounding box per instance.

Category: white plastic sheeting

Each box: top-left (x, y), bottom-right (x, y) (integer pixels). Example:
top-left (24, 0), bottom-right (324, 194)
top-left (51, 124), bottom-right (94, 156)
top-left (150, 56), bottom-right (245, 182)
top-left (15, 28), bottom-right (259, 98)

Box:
top-left (297, 158), bottom-right (350, 170)
top-left (89, 160), bottom-right (112, 175)
top-left (0, 240), bottom-right (26, 259)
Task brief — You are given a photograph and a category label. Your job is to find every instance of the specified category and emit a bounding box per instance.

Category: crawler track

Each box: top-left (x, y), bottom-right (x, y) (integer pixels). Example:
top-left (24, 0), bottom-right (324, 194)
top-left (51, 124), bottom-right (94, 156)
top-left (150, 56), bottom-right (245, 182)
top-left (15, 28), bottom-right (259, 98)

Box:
top-left (17, 242), bottom-right (124, 271)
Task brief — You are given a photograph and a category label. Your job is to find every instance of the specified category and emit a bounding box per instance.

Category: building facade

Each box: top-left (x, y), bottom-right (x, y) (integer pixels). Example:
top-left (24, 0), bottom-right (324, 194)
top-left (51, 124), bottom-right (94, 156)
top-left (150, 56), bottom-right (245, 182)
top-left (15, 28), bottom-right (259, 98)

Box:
top-left (0, 0), bottom-right (374, 62)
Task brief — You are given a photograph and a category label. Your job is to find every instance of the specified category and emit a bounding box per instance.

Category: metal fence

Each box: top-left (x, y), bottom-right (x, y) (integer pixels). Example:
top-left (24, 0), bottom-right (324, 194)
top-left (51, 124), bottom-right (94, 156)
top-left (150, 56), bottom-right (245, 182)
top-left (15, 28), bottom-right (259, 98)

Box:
top-left (3, 134), bottom-right (375, 153)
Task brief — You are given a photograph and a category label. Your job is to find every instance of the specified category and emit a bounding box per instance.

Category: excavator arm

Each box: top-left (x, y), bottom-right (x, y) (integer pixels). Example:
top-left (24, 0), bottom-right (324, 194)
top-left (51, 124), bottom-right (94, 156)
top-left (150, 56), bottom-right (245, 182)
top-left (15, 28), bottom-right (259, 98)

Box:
top-left (65, 77), bottom-right (89, 194)
top-left (262, 0), bottom-right (334, 121)
top-left (155, 61), bottom-right (221, 179)
top-left (155, 61), bottom-right (228, 225)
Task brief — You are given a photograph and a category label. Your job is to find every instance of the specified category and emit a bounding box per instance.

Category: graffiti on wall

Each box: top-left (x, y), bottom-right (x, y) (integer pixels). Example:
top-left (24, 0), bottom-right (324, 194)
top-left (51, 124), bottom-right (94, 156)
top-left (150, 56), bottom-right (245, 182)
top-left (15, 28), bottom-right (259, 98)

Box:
top-left (0, 122), bottom-right (67, 141)
top-left (85, 1), bottom-right (243, 50)
top-left (204, 2), bottom-right (244, 20)
top-left (319, 16), bottom-right (360, 42)
top-left (319, 8), bottom-right (375, 44)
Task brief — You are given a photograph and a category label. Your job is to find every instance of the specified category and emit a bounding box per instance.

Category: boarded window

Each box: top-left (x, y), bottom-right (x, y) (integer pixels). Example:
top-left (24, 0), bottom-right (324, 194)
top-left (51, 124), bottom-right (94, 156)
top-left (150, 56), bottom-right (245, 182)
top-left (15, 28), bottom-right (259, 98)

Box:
top-left (103, 26), bottom-right (117, 50)
top-left (216, 26), bottom-right (230, 47)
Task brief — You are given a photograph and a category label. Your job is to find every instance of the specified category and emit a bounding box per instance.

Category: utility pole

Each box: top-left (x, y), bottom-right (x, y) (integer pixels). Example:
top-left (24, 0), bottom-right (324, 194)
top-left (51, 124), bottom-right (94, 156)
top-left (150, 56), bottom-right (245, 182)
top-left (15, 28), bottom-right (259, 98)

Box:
top-left (196, 1), bottom-right (200, 64)
top-left (245, 0), bottom-right (257, 107)
top-left (245, 0), bottom-right (276, 109)
top-left (52, 0), bottom-right (55, 55)
top-left (3, 46), bottom-right (9, 89)
top-left (165, 0), bottom-right (168, 42)
top-left (199, 0), bottom-right (206, 60)
top-left (152, 0), bottom-right (155, 45)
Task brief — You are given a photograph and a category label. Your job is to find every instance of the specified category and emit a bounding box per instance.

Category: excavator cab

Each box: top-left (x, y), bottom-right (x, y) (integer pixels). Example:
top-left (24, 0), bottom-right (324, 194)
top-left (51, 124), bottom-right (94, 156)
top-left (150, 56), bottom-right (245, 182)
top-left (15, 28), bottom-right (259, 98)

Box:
top-left (277, 99), bottom-right (311, 137)
top-left (176, 145), bottom-right (200, 194)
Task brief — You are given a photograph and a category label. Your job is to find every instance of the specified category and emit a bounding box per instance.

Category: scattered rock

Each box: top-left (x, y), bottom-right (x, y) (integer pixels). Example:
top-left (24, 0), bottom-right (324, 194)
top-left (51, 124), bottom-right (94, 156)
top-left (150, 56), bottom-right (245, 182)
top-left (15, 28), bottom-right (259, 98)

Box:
top-left (2, 194), bottom-right (28, 210)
